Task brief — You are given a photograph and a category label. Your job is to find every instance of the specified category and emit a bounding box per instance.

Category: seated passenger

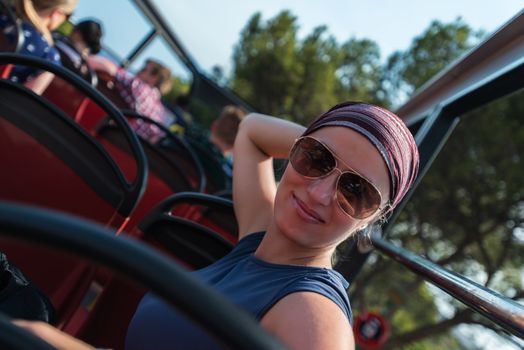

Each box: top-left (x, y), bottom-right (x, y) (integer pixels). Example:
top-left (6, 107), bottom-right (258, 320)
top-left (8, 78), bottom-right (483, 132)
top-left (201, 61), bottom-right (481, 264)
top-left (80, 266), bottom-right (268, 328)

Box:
top-left (186, 105), bottom-right (247, 177)
top-left (87, 55), bottom-right (173, 143)
top-left (54, 19), bottom-right (102, 76)
top-left (165, 94), bottom-right (193, 135)
top-left (0, 0), bottom-right (78, 94)
top-left (15, 102), bottom-right (420, 350)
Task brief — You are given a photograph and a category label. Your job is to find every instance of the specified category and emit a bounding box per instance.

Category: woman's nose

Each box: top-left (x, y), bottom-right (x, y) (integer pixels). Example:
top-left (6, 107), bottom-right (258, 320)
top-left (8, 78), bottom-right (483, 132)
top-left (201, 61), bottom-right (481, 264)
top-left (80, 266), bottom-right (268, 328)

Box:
top-left (306, 171), bottom-right (339, 206)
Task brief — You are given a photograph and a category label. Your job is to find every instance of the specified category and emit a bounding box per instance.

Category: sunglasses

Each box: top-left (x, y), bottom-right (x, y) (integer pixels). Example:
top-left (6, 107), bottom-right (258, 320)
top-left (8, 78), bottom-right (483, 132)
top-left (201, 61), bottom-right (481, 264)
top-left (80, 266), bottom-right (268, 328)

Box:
top-left (289, 136), bottom-right (384, 219)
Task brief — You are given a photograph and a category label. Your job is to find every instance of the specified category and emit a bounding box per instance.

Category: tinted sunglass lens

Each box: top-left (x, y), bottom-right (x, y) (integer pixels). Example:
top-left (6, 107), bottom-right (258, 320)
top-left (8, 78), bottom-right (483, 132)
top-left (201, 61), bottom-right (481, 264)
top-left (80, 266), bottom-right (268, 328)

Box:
top-left (290, 138), bottom-right (335, 177)
top-left (290, 137), bottom-right (382, 219)
top-left (337, 173), bottom-right (381, 219)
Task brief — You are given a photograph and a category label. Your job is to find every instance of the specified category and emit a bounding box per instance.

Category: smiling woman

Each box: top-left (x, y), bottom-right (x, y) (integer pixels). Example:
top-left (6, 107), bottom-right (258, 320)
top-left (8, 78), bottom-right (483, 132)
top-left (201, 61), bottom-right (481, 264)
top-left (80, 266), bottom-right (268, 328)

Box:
top-left (119, 101), bottom-right (419, 350)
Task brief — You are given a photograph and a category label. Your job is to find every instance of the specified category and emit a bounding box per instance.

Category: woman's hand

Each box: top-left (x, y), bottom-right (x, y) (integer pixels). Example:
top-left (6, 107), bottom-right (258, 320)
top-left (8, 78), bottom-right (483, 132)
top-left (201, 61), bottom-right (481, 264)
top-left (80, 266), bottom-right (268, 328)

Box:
top-left (13, 320), bottom-right (96, 350)
top-left (86, 56), bottom-right (118, 77)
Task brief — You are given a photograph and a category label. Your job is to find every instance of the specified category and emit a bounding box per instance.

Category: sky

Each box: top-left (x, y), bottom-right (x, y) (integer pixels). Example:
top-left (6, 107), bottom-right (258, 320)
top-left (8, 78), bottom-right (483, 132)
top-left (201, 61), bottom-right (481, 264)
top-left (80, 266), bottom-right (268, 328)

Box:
top-left (73, 0), bottom-right (524, 79)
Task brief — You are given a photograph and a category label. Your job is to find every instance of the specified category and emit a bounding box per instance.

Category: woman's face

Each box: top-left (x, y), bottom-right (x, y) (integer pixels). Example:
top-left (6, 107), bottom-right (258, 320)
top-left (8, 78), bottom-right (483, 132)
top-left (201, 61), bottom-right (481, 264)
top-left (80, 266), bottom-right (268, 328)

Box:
top-left (273, 126), bottom-right (391, 250)
top-left (48, 0), bottom-right (78, 30)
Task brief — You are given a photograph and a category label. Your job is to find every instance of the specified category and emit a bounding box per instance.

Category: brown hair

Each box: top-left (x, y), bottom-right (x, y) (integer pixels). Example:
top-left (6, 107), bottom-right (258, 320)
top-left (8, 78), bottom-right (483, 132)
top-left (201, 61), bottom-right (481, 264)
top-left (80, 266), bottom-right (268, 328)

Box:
top-left (214, 105), bottom-right (247, 147)
top-left (144, 59), bottom-right (172, 95)
top-left (74, 19), bottom-right (103, 54)
top-left (15, 0), bottom-right (77, 44)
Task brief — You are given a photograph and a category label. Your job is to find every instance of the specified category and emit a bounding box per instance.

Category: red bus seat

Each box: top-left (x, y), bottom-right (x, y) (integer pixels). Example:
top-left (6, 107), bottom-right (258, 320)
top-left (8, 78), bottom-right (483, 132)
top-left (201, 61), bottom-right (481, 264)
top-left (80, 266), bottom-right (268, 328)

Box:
top-left (185, 137), bottom-right (232, 194)
top-left (42, 77), bottom-right (91, 122)
top-left (0, 81), bottom-right (127, 327)
top-left (157, 133), bottom-right (207, 193)
top-left (77, 72), bottom-right (132, 132)
top-left (0, 53), bottom-right (148, 331)
top-left (141, 192), bottom-right (238, 244)
top-left (124, 111), bottom-right (206, 192)
top-left (0, 64), bottom-right (13, 78)
top-left (77, 194), bottom-right (235, 349)
top-left (96, 115), bottom-right (198, 232)
top-left (42, 70), bottom-right (131, 132)
top-left (40, 37), bottom-right (99, 121)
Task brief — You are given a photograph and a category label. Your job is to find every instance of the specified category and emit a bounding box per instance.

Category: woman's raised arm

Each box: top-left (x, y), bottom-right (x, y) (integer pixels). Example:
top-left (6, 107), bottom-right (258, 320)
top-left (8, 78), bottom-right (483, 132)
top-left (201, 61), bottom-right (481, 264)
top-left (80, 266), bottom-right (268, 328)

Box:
top-left (233, 113), bottom-right (305, 238)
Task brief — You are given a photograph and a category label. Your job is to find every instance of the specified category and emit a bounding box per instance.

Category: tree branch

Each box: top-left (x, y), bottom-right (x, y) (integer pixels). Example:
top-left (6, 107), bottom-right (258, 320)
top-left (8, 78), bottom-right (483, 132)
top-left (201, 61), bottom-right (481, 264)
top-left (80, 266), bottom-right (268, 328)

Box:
top-left (379, 309), bottom-right (474, 350)
top-left (350, 255), bottom-right (389, 302)
top-left (476, 238), bottom-right (494, 283)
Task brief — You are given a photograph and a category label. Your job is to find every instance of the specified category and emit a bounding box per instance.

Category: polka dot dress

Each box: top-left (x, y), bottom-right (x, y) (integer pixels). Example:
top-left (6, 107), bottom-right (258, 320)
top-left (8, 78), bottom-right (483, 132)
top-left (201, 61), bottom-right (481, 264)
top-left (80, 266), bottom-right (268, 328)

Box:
top-left (1, 15), bottom-right (61, 84)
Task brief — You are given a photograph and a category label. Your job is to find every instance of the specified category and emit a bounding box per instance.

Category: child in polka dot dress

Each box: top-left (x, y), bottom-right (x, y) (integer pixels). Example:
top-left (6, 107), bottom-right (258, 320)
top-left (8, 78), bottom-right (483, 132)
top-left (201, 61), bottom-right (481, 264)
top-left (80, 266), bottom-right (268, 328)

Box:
top-left (0, 0), bottom-right (78, 94)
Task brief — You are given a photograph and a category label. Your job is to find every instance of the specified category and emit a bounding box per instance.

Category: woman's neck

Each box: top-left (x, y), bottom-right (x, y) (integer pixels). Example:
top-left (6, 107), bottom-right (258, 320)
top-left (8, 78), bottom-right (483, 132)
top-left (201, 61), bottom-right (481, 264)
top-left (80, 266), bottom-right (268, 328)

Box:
top-left (254, 222), bottom-right (335, 268)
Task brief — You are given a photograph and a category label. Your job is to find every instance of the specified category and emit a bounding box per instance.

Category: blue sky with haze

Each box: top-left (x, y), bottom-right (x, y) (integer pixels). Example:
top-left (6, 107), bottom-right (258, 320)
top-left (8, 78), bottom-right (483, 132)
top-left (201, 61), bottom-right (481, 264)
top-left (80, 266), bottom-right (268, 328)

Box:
top-left (73, 0), bottom-right (523, 79)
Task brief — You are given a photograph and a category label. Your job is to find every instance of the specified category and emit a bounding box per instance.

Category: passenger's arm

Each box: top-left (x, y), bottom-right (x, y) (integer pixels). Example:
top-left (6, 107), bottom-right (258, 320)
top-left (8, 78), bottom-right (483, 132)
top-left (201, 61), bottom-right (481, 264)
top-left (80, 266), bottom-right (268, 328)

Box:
top-left (233, 113), bottom-right (305, 238)
top-left (86, 55), bottom-right (118, 77)
top-left (260, 292), bottom-right (355, 350)
top-left (13, 320), bottom-right (96, 350)
top-left (24, 71), bottom-right (54, 95)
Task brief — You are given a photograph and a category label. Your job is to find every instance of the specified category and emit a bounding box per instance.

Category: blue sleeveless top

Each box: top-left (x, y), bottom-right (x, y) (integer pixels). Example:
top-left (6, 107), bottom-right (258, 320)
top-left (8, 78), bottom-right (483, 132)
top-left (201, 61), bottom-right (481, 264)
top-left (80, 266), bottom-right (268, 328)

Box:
top-left (125, 232), bottom-right (352, 350)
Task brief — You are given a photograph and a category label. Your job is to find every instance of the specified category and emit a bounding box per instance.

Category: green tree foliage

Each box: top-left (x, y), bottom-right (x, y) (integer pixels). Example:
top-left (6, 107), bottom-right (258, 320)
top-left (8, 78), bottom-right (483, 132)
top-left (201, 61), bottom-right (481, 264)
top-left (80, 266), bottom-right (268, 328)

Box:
top-left (231, 11), bottom-right (386, 124)
top-left (162, 76), bottom-right (191, 104)
top-left (335, 38), bottom-right (387, 107)
top-left (291, 25), bottom-right (339, 124)
top-left (54, 20), bottom-right (74, 36)
top-left (230, 13), bottom-right (480, 123)
top-left (384, 18), bottom-right (484, 103)
top-left (232, 11), bottom-right (301, 117)
top-left (210, 64), bottom-right (228, 86)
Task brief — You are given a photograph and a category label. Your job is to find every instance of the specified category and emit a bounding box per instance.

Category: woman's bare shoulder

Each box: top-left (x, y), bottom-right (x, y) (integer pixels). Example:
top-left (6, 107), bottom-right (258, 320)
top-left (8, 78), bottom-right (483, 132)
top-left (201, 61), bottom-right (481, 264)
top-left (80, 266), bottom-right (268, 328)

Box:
top-left (260, 292), bottom-right (354, 350)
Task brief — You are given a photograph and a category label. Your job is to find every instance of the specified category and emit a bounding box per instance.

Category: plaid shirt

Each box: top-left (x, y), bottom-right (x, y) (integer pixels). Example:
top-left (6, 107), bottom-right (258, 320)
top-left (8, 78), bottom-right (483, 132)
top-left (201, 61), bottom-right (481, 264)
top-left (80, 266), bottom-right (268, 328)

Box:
top-left (114, 68), bottom-right (172, 143)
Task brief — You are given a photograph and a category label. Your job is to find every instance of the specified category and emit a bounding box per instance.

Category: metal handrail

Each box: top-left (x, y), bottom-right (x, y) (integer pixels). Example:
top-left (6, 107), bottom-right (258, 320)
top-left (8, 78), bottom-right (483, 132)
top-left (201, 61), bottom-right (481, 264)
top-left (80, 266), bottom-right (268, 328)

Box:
top-left (371, 236), bottom-right (524, 339)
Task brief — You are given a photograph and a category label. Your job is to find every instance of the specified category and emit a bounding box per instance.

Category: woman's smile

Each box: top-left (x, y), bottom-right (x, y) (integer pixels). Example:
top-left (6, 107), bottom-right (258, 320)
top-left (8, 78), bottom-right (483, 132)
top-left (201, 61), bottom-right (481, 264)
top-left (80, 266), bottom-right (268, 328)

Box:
top-left (292, 193), bottom-right (325, 224)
